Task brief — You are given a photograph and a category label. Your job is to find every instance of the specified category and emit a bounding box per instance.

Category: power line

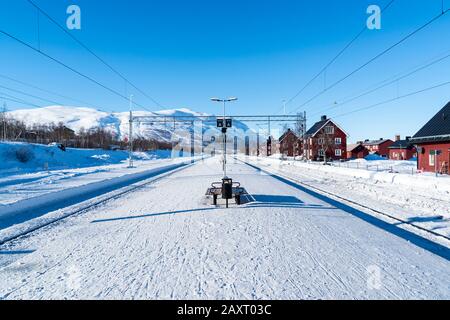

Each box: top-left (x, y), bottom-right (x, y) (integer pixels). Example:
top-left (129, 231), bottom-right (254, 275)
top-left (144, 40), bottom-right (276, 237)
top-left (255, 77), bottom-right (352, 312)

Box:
top-left (281, 0), bottom-right (396, 112)
top-left (0, 73), bottom-right (104, 109)
top-left (289, 8), bottom-right (450, 115)
top-left (309, 49), bottom-right (450, 117)
top-left (330, 80), bottom-right (450, 119)
top-left (0, 84), bottom-right (65, 106)
top-left (25, 0), bottom-right (163, 110)
top-left (0, 28), bottom-right (151, 112)
top-left (0, 93), bottom-right (43, 109)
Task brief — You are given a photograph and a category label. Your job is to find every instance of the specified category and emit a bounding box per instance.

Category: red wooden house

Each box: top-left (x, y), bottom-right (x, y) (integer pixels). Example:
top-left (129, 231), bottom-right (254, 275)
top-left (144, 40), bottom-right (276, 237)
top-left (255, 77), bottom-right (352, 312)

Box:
top-left (279, 129), bottom-right (299, 157)
top-left (388, 136), bottom-right (417, 161)
top-left (304, 116), bottom-right (347, 161)
top-left (347, 143), bottom-right (369, 159)
top-left (410, 102), bottom-right (450, 174)
top-left (363, 138), bottom-right (394, 158)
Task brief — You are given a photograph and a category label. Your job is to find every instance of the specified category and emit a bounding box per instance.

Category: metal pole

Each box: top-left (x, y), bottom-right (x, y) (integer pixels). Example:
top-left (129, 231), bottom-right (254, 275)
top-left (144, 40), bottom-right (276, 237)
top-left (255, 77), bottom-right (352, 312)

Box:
top-left (435, 151), bottom-right (438, 177)
top-left (128, 95), bottom-right (134, 168)
top-left (223, 100), bottom-right (227, 178)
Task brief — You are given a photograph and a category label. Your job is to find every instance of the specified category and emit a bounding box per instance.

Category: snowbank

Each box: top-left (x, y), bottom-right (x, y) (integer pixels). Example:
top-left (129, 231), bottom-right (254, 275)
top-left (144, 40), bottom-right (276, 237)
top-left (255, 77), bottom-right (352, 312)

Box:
top-left (0, 142), bottom-right (179, 175)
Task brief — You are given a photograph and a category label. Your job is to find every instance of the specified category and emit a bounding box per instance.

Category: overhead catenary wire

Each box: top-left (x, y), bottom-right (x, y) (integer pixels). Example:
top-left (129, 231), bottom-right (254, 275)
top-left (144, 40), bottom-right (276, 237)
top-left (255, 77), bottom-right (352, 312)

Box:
top-left (25, 0), bottom-right (163, 110)
top-left (330, 80), bottom-right (450, 120)
top-left (0, 28), bottom-right (152, 112)
top-left (0, 84), bottom-right (65, 106)
top-left (289, 8), bottom-right (450, 115)
top-left (280, 0), bottom-right (396, 113)
top-left (309, 48), bottom-right (450, 118)
top-left (0, 93), bottom-right (43, 109)
top-left (0, 73), bottom-right (106, 110)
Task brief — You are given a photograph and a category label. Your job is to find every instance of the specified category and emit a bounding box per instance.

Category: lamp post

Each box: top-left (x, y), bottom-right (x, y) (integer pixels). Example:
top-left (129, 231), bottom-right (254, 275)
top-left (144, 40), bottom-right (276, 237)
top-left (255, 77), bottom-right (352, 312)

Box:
top-left (211, 97), bottom-right (238, 178)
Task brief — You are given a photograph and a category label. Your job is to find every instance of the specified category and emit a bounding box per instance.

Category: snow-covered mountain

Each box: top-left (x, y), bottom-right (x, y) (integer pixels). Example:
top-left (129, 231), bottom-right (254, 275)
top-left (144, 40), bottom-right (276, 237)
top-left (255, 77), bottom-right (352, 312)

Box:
top-left (8, 106), bottom-right (251, 142)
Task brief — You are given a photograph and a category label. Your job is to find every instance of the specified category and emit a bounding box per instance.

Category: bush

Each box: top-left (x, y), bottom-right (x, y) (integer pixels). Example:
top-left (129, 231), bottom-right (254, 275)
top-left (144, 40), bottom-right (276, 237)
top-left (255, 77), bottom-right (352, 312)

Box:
top-left (15, 147), bottom-right (34, 163)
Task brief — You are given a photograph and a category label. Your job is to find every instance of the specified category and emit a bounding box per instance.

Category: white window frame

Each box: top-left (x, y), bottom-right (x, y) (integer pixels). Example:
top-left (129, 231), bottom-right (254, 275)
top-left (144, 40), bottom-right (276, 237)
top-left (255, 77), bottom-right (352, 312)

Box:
top-left (318, 138), bottom-right (324, 145)
top-left (335, 137), bottom-right (342, 145)
top-left (318, 149), bottom-right (325, 157)
top-left (324, 126), bottom-right (334, 135)
top-left (335, 149), bottom-right (342, 157)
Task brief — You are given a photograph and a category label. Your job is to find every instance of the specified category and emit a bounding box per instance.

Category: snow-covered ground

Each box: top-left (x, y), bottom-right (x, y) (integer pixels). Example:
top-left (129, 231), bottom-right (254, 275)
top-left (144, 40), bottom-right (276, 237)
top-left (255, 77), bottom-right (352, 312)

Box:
top-left (243, 155), bottom-right (450, 239)
top-left (0, 142), bottom-right (200, 236)
top-left (0, 157), bottom-right (448, 299)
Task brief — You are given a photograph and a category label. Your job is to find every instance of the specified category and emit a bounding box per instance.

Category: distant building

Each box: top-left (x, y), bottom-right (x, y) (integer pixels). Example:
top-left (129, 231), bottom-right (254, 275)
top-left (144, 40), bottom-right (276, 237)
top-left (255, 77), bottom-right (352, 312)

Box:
top-left (363, 138), bottom-right (394, 158)
top-left (347, 143), bottom-right (369, 160)
top-left (304, 115), bottom-right (347, 162)
top-left (388, 135), bottom-right (417, 161)
top-left (279, 129), bottom-right (298, 157)
top-left (410, 102), bottom-right (450, 174)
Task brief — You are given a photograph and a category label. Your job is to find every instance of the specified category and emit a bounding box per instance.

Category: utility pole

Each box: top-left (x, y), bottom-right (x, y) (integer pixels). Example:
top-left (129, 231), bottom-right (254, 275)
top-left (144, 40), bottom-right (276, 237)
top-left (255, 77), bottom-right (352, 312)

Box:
top-left (128, 95), bottom-right (134, 168)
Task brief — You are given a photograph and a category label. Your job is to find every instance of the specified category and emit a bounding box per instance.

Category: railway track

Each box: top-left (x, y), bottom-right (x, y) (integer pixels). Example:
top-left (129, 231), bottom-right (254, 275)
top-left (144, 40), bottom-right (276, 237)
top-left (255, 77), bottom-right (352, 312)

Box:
top-left (0, 161), bottom-right (197, 247)
top-left (239, 158), bottom-right (450, 244)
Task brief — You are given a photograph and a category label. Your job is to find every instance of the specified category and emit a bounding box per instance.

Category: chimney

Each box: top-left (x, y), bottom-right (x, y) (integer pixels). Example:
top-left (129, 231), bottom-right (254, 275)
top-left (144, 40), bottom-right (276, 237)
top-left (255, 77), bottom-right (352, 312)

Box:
top-left (395, 135), bottom-right (401, 141)
top-left (321, 115), bottom-right (327, 121)
top-left (379, 138), bottom-right (384, 141)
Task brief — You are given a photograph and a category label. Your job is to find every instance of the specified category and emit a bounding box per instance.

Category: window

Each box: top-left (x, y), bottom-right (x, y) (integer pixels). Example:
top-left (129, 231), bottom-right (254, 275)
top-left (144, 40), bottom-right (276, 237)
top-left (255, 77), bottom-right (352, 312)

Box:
top-left (324, 126), bottom-right (334, 134)
top-left (335, 149), bottom-right (342, 157)
top-left (429, 154), bottom-right (435, 166)
top-left (318, 138), bottom-right (324, 145)
top-left (318, 149), bottom-right (325, 156)
top-left (335, 137), bottom-right (342, 145)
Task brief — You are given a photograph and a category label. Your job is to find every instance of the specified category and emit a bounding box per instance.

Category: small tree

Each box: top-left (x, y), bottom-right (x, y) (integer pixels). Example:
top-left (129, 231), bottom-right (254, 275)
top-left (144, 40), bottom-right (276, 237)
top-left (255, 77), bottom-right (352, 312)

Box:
top-left (316, 128), bottom-right (336, 163)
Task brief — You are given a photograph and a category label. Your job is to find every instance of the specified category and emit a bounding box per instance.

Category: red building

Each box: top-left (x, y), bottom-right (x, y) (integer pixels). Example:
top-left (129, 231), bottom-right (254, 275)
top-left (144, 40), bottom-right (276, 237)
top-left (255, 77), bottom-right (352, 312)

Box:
top-left (410, 102), bottom-right (450, 174)
top-left (279, 129), bottom-right (299, 157)
top-left (304, 116), bottom-right (347, 161)
top-left (363, 138), bottom-right (394, 158)
top-left (388, 136), bottom-right (417, 160)
top-left (347, 143), bottom-right (369, 159)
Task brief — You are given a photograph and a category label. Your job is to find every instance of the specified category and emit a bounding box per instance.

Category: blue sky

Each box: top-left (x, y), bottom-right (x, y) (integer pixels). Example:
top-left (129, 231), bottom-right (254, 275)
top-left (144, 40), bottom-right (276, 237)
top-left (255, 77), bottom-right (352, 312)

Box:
top-left (0, 0), bottom-right (449, 142)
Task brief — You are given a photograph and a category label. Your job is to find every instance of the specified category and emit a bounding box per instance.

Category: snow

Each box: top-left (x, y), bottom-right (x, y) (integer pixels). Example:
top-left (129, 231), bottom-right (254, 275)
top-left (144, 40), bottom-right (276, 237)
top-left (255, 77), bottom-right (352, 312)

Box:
top-left (0, 142), bottom-right (174, 174)
top-left (0, 157), bottom-right (448, 299)
top-left (7, 106), bottom-right (251, 141)
top-left (0, 142), bottom-right (198, 206)
top-left (243, 156), bottom-right (450, 239)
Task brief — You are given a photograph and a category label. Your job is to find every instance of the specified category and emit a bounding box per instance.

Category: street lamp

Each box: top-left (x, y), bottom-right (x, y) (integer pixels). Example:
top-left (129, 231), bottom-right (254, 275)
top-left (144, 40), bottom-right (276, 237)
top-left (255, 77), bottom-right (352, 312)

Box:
top-left (210, 97), bottom-right (238, 178)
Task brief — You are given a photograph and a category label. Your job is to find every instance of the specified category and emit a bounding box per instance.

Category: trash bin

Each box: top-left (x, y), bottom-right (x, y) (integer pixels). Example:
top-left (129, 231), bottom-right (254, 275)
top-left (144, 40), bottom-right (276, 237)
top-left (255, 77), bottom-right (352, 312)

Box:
top-left (222, 178), bottom-right (233, 200)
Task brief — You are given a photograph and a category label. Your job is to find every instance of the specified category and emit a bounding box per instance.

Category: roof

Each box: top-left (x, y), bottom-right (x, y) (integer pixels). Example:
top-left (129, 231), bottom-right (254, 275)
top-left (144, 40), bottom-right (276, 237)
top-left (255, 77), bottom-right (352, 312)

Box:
top-left (363, 139), bottom-right (393, 146)
top-left (306, 120), bottom-right (328, 136)
top-left (388, 140), bottom-right (415, 150)
top-left (346, 143), bottom-right (367, 152)
top-left (279, 129), bottom-right (298, 142)
top-left (411, 102), bottom-right (450, 143)
top-left (306, 118), bottom-right (348, 137)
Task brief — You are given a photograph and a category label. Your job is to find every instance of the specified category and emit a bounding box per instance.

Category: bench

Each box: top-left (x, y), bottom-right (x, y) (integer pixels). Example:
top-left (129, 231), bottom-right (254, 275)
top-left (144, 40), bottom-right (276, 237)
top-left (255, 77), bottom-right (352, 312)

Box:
top-left (205, 181), bottom-right (248, 205)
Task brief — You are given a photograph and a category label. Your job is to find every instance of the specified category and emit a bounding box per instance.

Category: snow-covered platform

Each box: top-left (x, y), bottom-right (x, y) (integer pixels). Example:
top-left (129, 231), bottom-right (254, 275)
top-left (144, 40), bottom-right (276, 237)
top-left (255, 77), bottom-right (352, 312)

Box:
top-left (0, 157), bottom-right (449, 299)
